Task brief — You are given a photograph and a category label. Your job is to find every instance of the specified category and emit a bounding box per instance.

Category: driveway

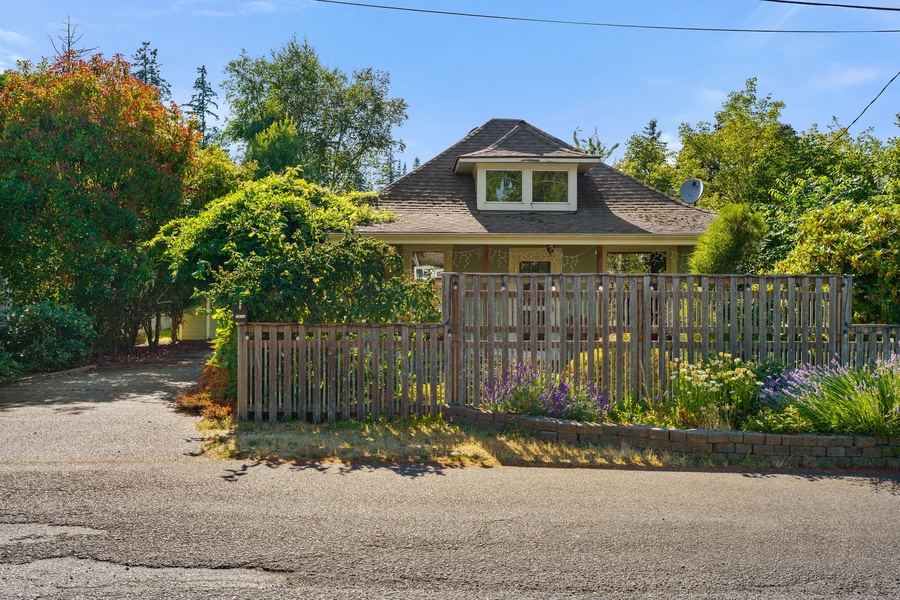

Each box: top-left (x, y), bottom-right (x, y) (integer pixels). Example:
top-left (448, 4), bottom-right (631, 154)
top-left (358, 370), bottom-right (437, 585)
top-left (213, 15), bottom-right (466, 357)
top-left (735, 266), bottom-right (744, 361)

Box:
top-left (0, 351), bottom-right (206, 464)
top-left (0, 353), bottom-right (899, 599)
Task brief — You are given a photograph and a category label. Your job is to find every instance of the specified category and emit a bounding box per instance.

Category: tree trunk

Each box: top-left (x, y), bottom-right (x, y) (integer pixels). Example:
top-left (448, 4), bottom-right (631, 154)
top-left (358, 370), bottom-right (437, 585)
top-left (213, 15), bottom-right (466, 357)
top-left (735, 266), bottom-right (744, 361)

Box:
top-left (153, 311), bottom-right (161, 346)
top-left (170, 311), bottom-right (182, 343)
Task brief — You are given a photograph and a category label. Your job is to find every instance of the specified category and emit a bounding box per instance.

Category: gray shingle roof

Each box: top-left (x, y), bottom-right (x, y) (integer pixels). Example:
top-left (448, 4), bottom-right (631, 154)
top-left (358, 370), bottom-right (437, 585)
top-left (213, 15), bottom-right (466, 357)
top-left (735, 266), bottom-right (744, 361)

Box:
top-left (359, 118), bottom-right (715, 237)
top-left (456, 121), bottom-right (594, 161)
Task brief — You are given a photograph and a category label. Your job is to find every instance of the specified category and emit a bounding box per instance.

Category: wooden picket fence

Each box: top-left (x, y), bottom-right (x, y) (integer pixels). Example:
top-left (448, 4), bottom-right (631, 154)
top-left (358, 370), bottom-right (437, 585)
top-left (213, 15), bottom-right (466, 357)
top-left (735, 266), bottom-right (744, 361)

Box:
top-left (235, 273), bottom-right (900, 421)
top-left (442, 273), bottom-right (855, 406)
top-left (848, 324), bottom-right (900, 366)
top-left (237, 323), bottom-right (444, 421)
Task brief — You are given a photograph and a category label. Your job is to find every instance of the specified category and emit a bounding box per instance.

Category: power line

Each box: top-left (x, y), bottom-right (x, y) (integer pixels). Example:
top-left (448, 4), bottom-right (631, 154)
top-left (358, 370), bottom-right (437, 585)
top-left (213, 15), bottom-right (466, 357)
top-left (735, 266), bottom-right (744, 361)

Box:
top-left (313, 0), bottom-right (900, 33)
top-left (786, 69), bottom-right (900, 181)
top-left (758, 0), bottom-right (900, 12)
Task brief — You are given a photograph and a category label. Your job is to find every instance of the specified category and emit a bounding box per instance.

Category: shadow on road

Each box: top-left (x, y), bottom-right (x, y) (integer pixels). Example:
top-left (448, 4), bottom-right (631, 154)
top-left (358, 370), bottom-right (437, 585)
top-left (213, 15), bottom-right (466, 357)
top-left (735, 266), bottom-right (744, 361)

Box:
top-left (220, 459), bottom-right (455, 482)
top-left (740, 469), bottom-right (900, 495)
top-left (0, 355), bottom-right (208, 414)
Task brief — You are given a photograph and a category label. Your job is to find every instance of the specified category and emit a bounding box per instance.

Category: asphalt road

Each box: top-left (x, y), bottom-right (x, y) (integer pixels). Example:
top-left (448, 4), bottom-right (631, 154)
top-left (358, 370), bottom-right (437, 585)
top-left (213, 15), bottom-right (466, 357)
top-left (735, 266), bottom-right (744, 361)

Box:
top-left (0, 353), bottom-right (898, 599)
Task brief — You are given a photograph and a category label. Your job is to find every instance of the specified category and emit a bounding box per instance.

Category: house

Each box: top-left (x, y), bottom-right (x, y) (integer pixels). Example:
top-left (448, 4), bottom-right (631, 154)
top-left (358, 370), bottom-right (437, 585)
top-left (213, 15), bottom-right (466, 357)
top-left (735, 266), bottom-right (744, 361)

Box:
top-left (355, 119), bottom-right (715, 279)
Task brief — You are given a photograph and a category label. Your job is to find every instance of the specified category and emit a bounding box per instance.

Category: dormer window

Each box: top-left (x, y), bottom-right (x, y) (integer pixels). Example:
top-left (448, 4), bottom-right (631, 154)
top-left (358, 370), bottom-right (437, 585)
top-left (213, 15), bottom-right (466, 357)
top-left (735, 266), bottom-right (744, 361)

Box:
top-left (486, 171), bottom-right (522, 203)
top-left (452, 121), bottom-right (600, 212)
top-left (532, 171), bottom-right (568, 203)
top-left (472, 163), bottom-right (580, 211)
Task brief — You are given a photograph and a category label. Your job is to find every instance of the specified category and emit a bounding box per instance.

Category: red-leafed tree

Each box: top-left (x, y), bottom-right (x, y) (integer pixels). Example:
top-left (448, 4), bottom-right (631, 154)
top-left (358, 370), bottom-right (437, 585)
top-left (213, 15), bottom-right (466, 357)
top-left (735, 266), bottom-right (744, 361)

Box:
top-left (0, 53), bottom-right (203, 351)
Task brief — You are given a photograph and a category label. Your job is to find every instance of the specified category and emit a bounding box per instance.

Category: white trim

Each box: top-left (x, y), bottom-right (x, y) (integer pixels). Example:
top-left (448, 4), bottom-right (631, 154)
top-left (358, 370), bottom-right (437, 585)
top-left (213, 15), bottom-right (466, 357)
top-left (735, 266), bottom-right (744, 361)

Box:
top-left (475, 162), bottom-right (578, 212)
top-left (352, 233), bottom-right (703, 245)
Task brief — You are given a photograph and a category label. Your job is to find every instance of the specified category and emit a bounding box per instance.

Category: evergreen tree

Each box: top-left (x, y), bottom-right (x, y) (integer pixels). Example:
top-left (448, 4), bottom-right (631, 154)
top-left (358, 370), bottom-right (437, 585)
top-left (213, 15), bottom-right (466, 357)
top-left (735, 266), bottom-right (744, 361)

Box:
top-left (131, 41), bottom-right (171, 101)
top-left (412, 156), bottom-right (421, 170)
top-left (186, 65), bottom-right (220, 148)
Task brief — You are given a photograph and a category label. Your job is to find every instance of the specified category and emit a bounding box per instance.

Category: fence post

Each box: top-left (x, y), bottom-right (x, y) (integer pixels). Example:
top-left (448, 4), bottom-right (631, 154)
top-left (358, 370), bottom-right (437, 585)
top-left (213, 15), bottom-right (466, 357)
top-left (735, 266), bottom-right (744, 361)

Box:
top-left (237, 323), bottom-right (248, 419)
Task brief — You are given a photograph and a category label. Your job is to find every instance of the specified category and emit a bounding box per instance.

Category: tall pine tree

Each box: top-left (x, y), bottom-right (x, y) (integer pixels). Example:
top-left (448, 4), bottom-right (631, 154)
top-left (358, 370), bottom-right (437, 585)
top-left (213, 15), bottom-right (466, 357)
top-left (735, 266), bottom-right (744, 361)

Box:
top-left (131, 41), bottom-right (171, 101)
top-left (186, 65), bottom-right (220, 148)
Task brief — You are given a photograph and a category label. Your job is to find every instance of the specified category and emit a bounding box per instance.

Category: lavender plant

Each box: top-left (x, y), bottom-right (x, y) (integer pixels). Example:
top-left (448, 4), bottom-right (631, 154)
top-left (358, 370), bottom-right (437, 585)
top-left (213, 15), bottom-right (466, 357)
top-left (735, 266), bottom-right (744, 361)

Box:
top-left (482, 362), bottom-right (609, 422)
top-left (760, 356), bottom-right (900, 437)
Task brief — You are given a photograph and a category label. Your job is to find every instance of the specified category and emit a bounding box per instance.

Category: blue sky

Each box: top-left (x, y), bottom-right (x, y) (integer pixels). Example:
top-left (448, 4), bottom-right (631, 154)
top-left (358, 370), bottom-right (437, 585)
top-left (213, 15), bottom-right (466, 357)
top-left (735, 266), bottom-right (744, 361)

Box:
top-left (3, 1), bottom-right (900, 167)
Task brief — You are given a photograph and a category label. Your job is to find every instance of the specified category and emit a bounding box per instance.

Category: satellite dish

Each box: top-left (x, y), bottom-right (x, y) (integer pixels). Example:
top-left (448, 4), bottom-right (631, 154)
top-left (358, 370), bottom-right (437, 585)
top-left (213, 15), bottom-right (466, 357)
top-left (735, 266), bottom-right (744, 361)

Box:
top-left (679, 179), bottom-right (704, 204)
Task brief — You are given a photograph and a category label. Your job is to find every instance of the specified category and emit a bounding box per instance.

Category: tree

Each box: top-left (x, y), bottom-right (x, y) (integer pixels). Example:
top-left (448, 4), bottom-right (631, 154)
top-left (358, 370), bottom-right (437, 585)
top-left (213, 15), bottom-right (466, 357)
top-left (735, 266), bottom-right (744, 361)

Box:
top-left (222, 36), bottom-right (408, 191)
top-left (242, 117), bottom-right (305, 177)
top-left (185, 65), bottom-right (220, 148)
top-left (157, 169), bottom-right (438, 324)
top-left (689, 204), bottom-right (767, 274)
top-left (777, 201), bottom-right (900, 323)
top-left (132, 41), bottom-right (171, 101)
top-left (616, 119), bottom-right (678, 194)
top-left (0, 54), bottom-right (200, 351)
top-left (573, 126), bottom-right (618, 161)
top-left (412, 156), bottom-right (421, 170)
top-left (677, 78), bottom-right (802, 208)
top-left (48, 15), bottom-right (97, 62)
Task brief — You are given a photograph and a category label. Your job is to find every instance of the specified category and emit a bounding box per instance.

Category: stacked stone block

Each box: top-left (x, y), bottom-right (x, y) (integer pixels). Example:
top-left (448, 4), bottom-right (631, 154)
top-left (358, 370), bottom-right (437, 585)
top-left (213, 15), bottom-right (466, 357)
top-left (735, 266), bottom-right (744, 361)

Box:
top-left (442, 405), bottom-right (900, 468)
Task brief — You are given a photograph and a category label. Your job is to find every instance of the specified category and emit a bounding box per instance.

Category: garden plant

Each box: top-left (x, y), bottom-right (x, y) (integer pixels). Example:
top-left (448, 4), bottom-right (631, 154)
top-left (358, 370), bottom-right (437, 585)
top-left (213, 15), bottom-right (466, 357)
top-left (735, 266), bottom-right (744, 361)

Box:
top-left (480, 354), bottom-right (900, 438)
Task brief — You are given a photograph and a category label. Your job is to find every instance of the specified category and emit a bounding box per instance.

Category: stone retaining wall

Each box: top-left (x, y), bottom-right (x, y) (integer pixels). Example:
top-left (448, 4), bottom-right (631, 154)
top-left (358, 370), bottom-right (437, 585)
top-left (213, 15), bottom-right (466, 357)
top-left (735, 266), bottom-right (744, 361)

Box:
top-left (442, 405), bottom-right (900, 468)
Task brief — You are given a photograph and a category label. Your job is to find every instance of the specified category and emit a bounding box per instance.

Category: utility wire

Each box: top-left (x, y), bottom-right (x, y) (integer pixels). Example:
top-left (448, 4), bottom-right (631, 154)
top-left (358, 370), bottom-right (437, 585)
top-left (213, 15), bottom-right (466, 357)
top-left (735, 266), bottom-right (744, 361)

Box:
top-left (313, 0), bottom-right (900, 33)
top-left (785, 69), bottom-right (900, 182)
top-left (758, 0), bottom-right (900, 12)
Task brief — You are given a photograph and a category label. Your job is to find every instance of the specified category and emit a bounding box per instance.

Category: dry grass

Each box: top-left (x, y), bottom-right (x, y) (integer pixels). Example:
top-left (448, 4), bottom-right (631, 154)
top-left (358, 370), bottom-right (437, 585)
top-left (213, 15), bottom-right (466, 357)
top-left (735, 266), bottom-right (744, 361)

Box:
top-left (175, 363), bottom-right (235, 419)
top-left (197, 416), bottom-right (691, 468)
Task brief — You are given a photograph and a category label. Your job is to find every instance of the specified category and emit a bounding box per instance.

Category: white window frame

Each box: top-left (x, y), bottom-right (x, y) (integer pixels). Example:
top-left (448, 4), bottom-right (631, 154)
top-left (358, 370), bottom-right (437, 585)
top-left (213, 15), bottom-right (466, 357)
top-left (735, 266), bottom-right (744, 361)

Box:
top-left (475, 163), bottom-right (578, 212)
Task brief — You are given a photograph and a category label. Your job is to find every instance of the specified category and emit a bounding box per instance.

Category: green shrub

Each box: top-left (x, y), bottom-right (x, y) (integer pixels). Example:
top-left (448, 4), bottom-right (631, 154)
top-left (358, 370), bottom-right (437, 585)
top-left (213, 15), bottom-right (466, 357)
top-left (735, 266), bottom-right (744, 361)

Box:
top-left (668, 352), bottom-right (759, 430)
top-left (1, 301), bottom-right (96, 371)
top-left (741, 406), bottom-right (815, 434)
top-left (0, 348), bottom-right (23, 380)
top-left (208, 311), bottom-right (238, 400)
top-left (606, 396), bottom-right (679, 429)
top-left (689, 203), bottom-right (767, 274)
top-left (760, 358), bottom-right (900, 437)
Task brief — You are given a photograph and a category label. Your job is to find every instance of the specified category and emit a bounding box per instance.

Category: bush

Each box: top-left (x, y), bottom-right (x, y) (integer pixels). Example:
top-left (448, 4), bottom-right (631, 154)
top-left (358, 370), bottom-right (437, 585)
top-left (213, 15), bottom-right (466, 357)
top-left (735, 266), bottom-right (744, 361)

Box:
top-left (759, 358), bottom-right (900, 437)
top-left (0, 348), bottom-right (23, 380)
top-left (482, 362), bottom-right (609, 422)
top-left (741, 406), bottom-right (815, 434)
top-left (1, 302), bottom-right (95, 371)
top-left (689, 203), bottom-right (767, 274)
top-left (667, 353), bottom-right (759, 430)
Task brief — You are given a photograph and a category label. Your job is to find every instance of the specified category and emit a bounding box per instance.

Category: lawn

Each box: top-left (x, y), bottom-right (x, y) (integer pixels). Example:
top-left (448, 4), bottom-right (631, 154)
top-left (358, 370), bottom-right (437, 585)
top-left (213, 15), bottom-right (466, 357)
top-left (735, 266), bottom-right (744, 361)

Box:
top-left (196, 416), bottom-right (790, 469)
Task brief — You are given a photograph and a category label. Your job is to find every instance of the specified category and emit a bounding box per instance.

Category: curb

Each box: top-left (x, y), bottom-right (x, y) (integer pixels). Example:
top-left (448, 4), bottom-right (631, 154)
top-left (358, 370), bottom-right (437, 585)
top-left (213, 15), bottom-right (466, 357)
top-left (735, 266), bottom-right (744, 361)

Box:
top-left (1, 364), bottom-right (97, 385)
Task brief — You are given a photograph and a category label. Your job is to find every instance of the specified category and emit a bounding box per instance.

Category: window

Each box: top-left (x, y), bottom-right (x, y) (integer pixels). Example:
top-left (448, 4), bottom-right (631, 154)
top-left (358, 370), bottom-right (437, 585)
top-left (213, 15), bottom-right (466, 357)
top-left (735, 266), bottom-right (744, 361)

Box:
top-left (532, 171), bottom-right (568, 203)
top-left (518, 261), bottom-right (551, 274)
top-left (485, 171), bottom-right (523, 203)
top-left (411, 250), bottom-right (445, 279)
top-left (607, 252), bottom-right (667, 274)
top-left (474, 164), bottom-right (577, 211)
